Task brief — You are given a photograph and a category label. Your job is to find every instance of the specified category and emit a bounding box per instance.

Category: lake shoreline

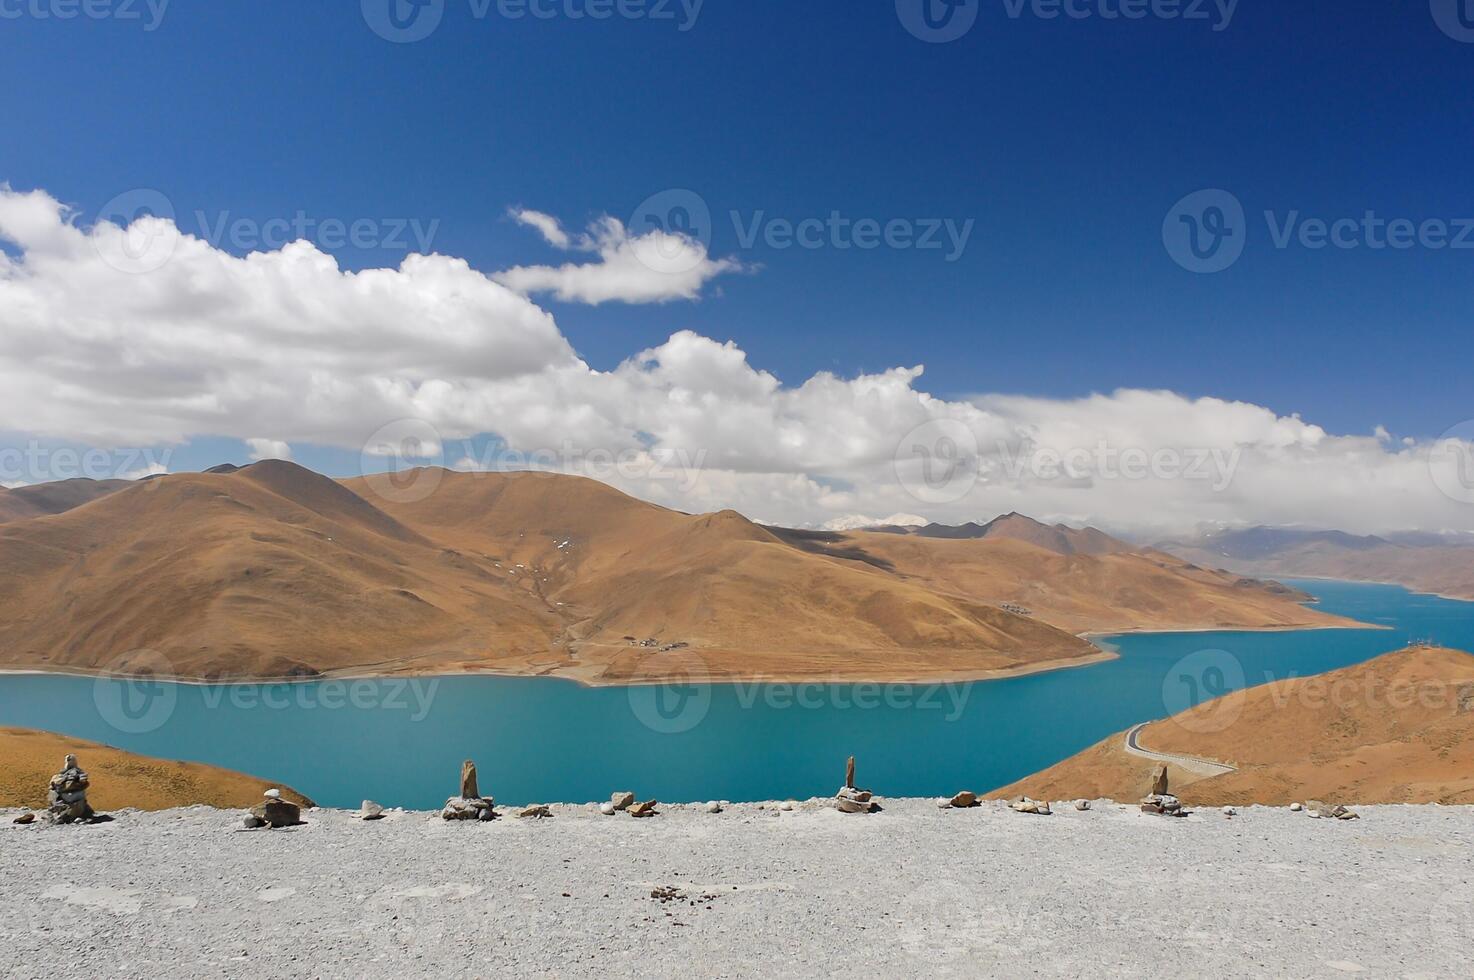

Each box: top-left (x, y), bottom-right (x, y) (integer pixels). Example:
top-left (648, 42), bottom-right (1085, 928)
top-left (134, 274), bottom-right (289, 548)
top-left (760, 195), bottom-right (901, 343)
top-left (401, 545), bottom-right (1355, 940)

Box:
top-left (0, 646), bottom-right (1122, 689)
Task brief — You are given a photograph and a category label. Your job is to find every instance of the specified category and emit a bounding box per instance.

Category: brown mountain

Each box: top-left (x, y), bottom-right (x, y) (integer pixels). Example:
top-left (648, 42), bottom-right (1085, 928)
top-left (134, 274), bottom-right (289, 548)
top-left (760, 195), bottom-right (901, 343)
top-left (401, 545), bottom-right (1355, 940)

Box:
top-left (785, 514), bottom-right (1354, 635)
top-left (896, 512), bottom-right (1133, 556)
top-left (1161, 526), bottom-right (1474, 602)
top-left (338, 469), bottom-right (1101, 683)
top-left (0, 464), bottom-right (1359, 683)
top-left (991, 645), bottom-right (1474, 805)
top-left (0, 477), bottom-right (134, 523)
top-left (0, 727), bottom-right (311, 811)
top-left (0, 461), bottom-right (562, 679)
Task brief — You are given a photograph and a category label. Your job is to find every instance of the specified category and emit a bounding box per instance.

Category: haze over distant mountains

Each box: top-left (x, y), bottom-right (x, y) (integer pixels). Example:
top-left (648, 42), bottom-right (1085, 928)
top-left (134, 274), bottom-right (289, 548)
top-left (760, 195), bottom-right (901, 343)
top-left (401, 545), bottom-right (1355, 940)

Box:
top-left (0, 463), bottom-right (1355, 683)
top-left (1161, 526), bottom-right (1474, 602)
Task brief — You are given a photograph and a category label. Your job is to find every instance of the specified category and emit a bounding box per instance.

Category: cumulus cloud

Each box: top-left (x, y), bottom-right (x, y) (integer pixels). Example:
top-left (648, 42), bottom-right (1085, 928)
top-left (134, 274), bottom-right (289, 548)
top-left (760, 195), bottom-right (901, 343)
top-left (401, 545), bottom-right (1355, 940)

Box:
top-left (2, 184), bottom-right (1473, 537)
top-left (245, 438), bottom-right (292, 462)
top-left (494, 210), bottom-right (741, 305)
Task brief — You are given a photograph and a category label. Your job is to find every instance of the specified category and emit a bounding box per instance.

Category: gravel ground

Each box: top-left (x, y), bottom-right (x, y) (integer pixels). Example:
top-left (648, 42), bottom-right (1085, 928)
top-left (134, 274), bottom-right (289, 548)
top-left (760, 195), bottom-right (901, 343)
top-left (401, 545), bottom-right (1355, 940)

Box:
top-left (2, 799), bottom-right (1471, 977)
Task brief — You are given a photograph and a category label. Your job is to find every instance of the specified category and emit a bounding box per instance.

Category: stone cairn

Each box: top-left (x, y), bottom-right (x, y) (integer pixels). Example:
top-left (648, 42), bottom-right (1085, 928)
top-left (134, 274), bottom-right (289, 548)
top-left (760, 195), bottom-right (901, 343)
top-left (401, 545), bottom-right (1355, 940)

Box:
top-left (834, 756), bottom-right (879, 813)
top-left (1140, 765), bottom-right (1187, 818)
top-left (442, 760), bottom-right (495, 821)
top-left (244, 788), bottom-right (304, 828)
top-left (47, 754), bottom-right (96, 824)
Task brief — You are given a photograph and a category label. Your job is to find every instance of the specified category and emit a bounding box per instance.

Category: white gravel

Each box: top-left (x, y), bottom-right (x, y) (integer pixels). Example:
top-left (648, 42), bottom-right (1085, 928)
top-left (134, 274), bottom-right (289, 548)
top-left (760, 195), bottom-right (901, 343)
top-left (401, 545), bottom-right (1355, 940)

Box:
top-left (3, 800), bottom-right (1471, 977)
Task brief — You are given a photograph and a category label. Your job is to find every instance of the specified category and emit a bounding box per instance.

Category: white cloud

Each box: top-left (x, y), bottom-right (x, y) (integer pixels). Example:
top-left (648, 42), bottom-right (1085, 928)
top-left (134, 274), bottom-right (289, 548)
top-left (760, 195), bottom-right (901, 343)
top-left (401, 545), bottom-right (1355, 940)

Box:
top-left (3, 184), bottom-right (1474, 537)
top-left (494, 212), bottom-right (741, 305)
top-left (821, 513), bottom-right (930, 532)
top-left (508, 208), bottom-right (571, 250)
top-left (245, 438), bottom-right (292, 462)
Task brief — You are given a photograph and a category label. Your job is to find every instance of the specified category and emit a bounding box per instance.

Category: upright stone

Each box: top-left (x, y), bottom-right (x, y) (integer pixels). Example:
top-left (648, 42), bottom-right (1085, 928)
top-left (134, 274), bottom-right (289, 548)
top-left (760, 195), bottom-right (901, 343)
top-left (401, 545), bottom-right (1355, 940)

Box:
top-left (845, 756), bottom-right (856, 790)
top-left (460, 760), bottom-right (479, 800)
top-left (1149, 765), bottom-right (1169, 797)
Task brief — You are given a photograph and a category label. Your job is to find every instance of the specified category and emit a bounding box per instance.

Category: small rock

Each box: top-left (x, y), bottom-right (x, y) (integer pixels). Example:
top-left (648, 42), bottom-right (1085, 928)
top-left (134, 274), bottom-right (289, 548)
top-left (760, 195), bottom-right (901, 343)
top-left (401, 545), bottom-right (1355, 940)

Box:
top-left (518, 805), bottom-right (553, 819)
top-left (242, 815), bottom-right (266, 829)
top-left (250, 798), bottom-right (304, 828)
top-left (599, 802), bottom-right (616, 816)
top-left (704, 801), bottom-right (722, 814)
top-left (948, 791), bottom-right (978, 809)
top-left (1074, 800), bottom-right (1091, 811)
top-left (13, 812), bottom-right (36, 825)
top-left (628, 799), bottom-right (659, 818)
top-left (360, 800), bottom-right (385, 821)
top-left (1149, 765), bottom-right (1169, 797)
top-left (1289, 802), bottom-right (1303, 811)
top-left (611, 792), bottom-right (636, 811)
top-left (263, 788), bottom-right (282, 800)
top-left (1010, 796), bottom-right (1051, 815)
top-left (1222, 806), bottom-right (1236, 817)
top-left (780, 801), bottom-right (794, 811)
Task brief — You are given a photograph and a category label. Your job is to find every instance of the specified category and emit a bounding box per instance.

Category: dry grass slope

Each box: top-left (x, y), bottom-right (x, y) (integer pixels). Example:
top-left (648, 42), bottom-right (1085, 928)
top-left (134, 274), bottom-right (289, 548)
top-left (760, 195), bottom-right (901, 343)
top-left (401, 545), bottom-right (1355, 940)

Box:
top-left (992, 646), bottom-right (1474, 805)
top-left (0, 727), bottom-right (311, 811)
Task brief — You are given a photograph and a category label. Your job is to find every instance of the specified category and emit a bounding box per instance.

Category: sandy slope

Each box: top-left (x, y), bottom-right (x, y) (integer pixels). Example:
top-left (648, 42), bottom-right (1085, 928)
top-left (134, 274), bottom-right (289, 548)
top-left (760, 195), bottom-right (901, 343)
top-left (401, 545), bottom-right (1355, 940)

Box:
top-left (0, 463), bottom-right (1359, 683)
top-left (992, 646), bottom-right (1474, 805)
top-left (2, 801), bottom-right (1469, 977)
top-left (0, 727), bottom-right (311, 811)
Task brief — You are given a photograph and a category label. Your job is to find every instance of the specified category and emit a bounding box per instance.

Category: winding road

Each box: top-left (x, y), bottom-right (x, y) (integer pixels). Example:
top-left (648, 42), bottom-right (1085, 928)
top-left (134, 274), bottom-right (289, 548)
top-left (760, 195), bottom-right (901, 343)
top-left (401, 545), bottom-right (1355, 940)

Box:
top-left (1123, 723), bottom-right (1238, 779)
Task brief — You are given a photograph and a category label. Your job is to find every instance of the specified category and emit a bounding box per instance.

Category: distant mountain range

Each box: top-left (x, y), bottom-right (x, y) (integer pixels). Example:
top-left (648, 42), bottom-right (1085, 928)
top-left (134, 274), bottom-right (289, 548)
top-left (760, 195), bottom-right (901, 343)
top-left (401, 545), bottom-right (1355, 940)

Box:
top-left (0, 463), bottom-right (1357, 682)
top-left (1159, 526), bottom-right (1474, 602)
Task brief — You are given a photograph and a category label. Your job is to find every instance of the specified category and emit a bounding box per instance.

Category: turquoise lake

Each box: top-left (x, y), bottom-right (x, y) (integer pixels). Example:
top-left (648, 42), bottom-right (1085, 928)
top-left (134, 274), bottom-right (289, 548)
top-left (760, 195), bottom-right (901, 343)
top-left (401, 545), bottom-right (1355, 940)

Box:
top-left (2, 579), bottom-right (1472, 809)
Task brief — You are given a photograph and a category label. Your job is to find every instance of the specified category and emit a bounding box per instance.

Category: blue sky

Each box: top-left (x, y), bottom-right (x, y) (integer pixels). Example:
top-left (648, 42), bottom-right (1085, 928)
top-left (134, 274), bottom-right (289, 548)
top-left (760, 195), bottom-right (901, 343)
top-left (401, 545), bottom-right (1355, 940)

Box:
top-left (2, 1), bottom-right (1473, 532)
